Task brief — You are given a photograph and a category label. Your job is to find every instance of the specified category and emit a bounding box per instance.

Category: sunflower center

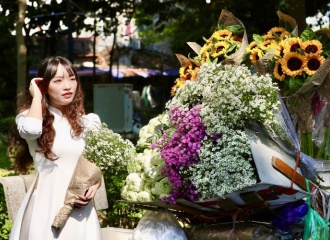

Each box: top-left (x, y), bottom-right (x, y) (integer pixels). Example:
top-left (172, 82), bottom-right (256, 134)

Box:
top-left (307, 58), bottom-right (321, 70)
top-left (288, 57), bottom-right (303, 70)
top-left (278, 64), bottom-right (284, 75)
top-left (305, 45), bottom-right (318, 54)
top-left (220, 34), bottom-right (229, 38)
top-left (290, 43), bottom-right (301, 52)
top-left (250, 44), bottom-right (257, 50)
top-left (216, 46), bottom-right (225, 53)
top-left (264, 42), bottom-right (271, 47)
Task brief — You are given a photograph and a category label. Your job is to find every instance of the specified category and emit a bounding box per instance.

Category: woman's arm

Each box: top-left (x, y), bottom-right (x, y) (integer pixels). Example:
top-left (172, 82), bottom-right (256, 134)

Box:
top-left (16, 78), bottom-right (44, 140)
top-left (26, 78), bottom-right (43, 120)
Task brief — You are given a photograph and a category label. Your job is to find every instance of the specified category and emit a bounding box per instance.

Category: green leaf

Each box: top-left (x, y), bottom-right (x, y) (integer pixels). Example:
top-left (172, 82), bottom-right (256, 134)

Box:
top-left (300, 26), bottom-right (318, 41)
top-left (225, 24), bottom-right (245, 35)
top-left (285, 76), bottom-right (305, 95)
top-left (253, 34), bottom-right (264, 45)
top-left (316, 32), bottom-right (330, 57)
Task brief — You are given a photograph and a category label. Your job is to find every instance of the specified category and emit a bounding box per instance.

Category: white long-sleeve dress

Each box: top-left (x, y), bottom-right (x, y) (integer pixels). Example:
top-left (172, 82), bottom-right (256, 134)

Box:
top-left (10, 106), bottom-right (102, 240)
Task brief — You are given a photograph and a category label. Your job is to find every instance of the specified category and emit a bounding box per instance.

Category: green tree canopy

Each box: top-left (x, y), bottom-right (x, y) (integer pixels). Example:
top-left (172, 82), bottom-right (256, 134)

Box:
top-left (133, 0), bottom-right (330, 56)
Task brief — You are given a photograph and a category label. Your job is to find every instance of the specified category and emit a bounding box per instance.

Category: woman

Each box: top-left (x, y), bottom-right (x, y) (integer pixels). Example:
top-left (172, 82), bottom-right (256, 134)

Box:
top-left (10, 56), bottom-right (102, 240)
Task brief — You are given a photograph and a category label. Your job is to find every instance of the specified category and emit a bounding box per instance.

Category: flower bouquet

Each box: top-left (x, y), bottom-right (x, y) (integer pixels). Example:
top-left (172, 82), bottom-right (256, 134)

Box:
top-left (122, 61), bottom-right (319, 212)
top-left (171, 9), bottom-right (248, 95)
top-left (243, 11), bottom-right (298, 75)
top-left (244, 11), bottom-right (330, 160)
top-left (83, 123), bottom-right (135, 174)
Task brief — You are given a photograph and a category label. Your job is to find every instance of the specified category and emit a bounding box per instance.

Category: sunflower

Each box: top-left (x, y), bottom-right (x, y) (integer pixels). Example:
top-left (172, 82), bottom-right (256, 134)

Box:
top-left (249, 49), bottom-right (263, 63)
top-left (283, 37), bottom-right (303, 54)
top-left (200, 51), bottom-right (211, 64)
top-left (200, 44), bottom-right (212, 56)
top-left (188, 67), bottom-right (200, 81)
top-left (230, 35), bottom-right (242, 44)
top-left (211, 41), bottom-right (229, 58)
top-left (262, 34), bottom-right (274, 41)
top-left (212, 29), bottom-right (232, 40)
top-left (267, 27), bottom-right (290, 40)
top-left (259, 40), bottom-right (277, 51)
top-left (246, 41), bottom-right (258, 53)
top-left (304, 54), bottom-right (325, 75)
top-left (301, 40), bottom-right (323, 55)
top-left (275, 41), bottom-right (285, 57)
top-left (171, 78), bottom-right (185, 95)
top-left (281, 52), bottom-right (306, 76)
top-left (273, 60), bottom-right (286, 81)
top-left (179, 62), bottom-right (196, 80)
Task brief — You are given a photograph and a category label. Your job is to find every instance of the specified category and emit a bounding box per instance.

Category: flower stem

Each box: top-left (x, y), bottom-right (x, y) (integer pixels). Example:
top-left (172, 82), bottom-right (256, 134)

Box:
top-left (301, 132), bottom-right (314, 158)
top-left (316, 126), bottom-right (330, 160)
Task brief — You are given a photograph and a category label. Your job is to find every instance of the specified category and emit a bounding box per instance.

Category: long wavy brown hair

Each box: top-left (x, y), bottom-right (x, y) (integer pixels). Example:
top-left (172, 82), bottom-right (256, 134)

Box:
top-left (11, 56), bottom-right (86, 173)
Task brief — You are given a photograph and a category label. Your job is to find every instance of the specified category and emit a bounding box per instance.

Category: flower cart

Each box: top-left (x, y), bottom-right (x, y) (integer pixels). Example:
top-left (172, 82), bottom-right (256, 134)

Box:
top-left (120, 10), bottom-right (330, 240)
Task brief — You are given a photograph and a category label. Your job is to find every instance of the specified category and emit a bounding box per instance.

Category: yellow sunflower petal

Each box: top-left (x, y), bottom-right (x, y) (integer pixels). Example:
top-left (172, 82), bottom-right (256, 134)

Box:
top-left (280, 30), bottom-right (290, 40)
top-left (230, 35), bottom-right (242, 44)
top-left (275, 41), bottom-right (285, 57)
top-left (267, 27), bottom-right (287, 40)
top-left (212, 29), bottom-right (232, 40)
top-left (200, 44), bottom-right (211, 55)
top-left (171, 78), bottom-right (185, 95)
top-left (259, 40), bottom-right (277, 51)
top-left (249, 49), bottom-right (263, 63)
top-left (262, 34), bottom-right (274, 41)
top-left (273, 60), bottom-right (286, 81)
top-left (246, 41), bottom-right (258, 53)
top-left (201, 51), bottom-right (210, 64)
top-left (188, 67), bottom-right (200, 81)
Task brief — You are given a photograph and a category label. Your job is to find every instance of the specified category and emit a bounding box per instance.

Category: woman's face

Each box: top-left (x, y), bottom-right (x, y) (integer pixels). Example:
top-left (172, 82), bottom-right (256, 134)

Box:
top-left (47, 64), bottom-right (78, 111)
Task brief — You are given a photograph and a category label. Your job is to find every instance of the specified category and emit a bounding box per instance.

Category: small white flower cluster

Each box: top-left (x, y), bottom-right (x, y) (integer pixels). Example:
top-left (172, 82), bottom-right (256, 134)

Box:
top-left (121, 116), bottom-right (171, 202)
top-left (83, 123), bottom-right (135, 173)
top-left (170, 63), bottom-right (280, 136)
top-left (186, 128), bottom-right (256, 200)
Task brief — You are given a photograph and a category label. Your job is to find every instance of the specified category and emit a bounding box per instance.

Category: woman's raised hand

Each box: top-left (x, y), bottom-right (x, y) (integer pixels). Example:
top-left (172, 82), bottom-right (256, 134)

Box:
top-left (29, 78), bottom-right (43, 98)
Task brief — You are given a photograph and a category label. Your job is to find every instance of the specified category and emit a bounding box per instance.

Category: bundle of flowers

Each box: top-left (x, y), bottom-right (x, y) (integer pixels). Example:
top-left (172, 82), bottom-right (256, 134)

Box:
top-left (83, 123), bottom-right (135, 174)
top-left (270, 27), bottom-right (329, 96)
top-left (171, 9), bottom-right (247, 96)
top-left (125, 63), bottom-right (281, 204)
top-left (243, 11), bottom-right (330, 159)
top-left (121, 115), bottom-right (172, 202)
top-left (245, 26), bottom-right (291, 66)
top-left (242, 11), bottom-right (298, 74)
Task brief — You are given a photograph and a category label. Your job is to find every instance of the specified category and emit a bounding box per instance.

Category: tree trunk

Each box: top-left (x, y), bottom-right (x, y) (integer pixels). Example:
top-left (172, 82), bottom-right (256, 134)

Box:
top-left (285, 0), bottom-right (307, 35)
top-left (16, 0), bottom-right (27, 97)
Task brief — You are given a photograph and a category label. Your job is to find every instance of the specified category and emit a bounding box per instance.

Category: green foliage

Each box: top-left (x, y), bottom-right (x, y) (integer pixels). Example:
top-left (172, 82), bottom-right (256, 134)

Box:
top-left (101, 169), bottom-right (143, 228)
top-left (134, 0), bottom-right (287, 55)
top-left (0, 117), bottom-right (15, 134)
top-left (0, 180), bottom-right (12, 240)
top-left (0, 220), bottom-right (12, 240)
